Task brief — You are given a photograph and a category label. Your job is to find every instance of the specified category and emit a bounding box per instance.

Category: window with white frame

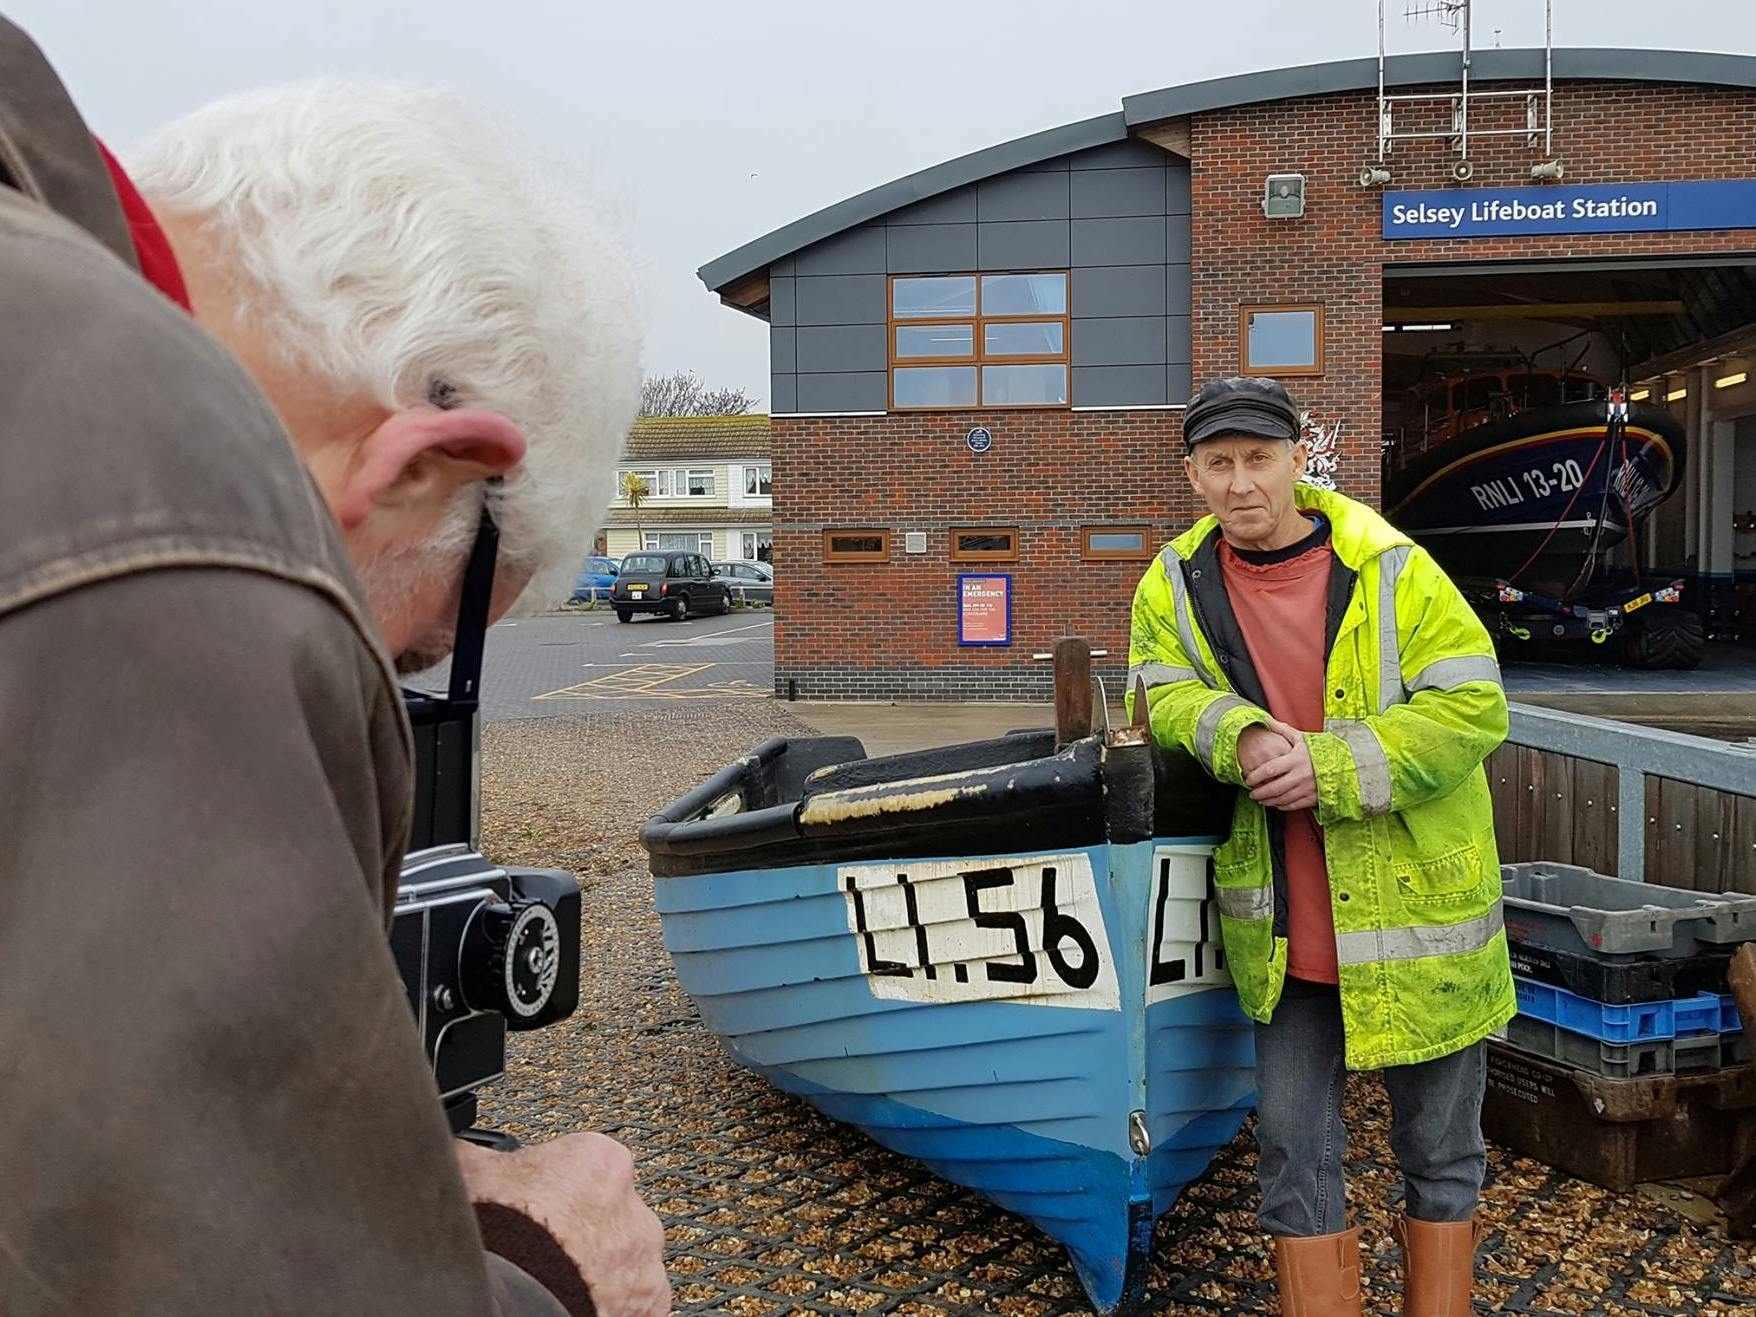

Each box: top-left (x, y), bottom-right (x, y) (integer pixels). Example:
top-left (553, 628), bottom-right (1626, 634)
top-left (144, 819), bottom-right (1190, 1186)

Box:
top-left (644, 531), bottom-right (715, 554)
top-left (618, 467), bottom-right (666, 498)
top-left (743, 465), bottom-right (772, 498)
top-left (739, 530), bottom-right (774, 562)
top-left (618, 468), bottom-right (715, 498)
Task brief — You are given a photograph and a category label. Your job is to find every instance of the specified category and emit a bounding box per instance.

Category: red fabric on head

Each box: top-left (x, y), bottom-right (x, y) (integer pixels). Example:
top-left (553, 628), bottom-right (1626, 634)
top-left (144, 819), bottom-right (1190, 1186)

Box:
top-left (93, 137), bottom-right (192, 314)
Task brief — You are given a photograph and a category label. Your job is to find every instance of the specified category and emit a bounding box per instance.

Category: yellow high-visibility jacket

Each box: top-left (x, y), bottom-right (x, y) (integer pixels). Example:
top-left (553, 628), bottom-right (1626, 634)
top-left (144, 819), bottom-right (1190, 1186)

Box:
top-left (1127, 485), bottom-right (1515, 1069)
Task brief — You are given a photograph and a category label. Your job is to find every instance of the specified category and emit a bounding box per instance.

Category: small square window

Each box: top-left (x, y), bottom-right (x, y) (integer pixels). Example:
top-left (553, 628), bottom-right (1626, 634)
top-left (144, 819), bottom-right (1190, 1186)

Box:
top-left (1241, 304), bottom-right (1324, 377)
top-left (1080, 526), bottom-right (1154, 561)
top-left (949, 527), bottom-right (1019, 562)
top-left (823, 529), bottom-right (888, 562)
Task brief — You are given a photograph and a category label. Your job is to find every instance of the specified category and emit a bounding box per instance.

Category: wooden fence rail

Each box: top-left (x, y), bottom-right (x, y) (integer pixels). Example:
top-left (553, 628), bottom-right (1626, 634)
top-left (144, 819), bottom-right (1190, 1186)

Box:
top-left (1490, 704), bottom-right (1756, 893)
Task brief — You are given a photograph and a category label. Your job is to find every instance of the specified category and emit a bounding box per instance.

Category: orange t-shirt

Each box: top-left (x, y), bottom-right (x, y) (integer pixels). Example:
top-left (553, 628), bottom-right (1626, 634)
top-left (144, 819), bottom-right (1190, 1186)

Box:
top-left (1218, 518), bottom-right (1338, 984)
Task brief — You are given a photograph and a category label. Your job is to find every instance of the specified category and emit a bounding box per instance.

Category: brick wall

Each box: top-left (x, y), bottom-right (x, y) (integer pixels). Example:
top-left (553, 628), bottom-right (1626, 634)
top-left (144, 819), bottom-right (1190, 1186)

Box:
top-left (777, 80), bottom-right (1756, 701)
top-left (1190, 81), bottom-right (1756, 497)
top-left (772, 409), bottom-right (1195, 699)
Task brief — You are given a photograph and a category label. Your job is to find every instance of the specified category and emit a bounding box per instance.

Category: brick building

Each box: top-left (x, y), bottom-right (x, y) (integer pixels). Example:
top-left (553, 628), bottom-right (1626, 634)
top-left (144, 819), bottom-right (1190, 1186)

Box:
top-left (699, 49), bottom-right (1756, 701)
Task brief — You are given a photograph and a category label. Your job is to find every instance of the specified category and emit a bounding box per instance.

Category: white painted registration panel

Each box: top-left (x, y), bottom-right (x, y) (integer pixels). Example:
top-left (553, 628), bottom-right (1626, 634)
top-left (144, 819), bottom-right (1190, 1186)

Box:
top-left (841, 853), bottom-right (1121, 1009)
top-left (1146, 844), bottom-right (1232, 1005)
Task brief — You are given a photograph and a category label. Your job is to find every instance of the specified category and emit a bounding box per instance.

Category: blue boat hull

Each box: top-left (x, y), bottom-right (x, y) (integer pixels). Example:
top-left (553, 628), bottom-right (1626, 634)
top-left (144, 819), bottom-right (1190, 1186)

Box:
top-left (654, 837), bottom-right (1256, 1314)
top-left (1384, 400), bottom-right (1685, 592)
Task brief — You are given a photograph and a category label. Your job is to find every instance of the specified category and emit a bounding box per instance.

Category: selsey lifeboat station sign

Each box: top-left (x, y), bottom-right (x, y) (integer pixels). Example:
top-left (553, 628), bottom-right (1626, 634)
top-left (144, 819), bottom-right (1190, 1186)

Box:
top-left (1383, 179), bottom-right (1756, 239)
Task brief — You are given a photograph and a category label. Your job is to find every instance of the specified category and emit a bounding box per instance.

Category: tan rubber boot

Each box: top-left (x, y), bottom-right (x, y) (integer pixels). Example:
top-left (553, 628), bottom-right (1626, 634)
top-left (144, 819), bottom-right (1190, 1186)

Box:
top-left (1393, 1214), bottom-right (1482, 1316)
top-left (1272, 1226), bottom-right (1364, 1317)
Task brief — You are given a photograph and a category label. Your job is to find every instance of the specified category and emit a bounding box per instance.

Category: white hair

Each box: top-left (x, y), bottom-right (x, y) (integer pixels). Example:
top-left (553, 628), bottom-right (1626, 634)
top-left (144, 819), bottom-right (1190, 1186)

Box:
top-left (127, 80), bottom-right (643, 611)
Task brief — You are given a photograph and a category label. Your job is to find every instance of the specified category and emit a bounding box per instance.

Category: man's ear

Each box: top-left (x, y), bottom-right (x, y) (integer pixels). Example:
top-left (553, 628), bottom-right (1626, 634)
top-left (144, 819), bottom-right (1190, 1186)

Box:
top-left (1183, 453), bottom-right (1202, 498)
top-left (334, 406), bottom-right (526, 532)
top-left (1291, 439), bottom-right (1309, 480)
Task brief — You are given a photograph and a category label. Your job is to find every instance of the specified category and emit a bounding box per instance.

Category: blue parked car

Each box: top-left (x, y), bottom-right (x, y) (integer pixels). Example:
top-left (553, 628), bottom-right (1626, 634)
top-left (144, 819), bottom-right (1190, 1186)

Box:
top-left (570, 555), bottom-right (621, 602)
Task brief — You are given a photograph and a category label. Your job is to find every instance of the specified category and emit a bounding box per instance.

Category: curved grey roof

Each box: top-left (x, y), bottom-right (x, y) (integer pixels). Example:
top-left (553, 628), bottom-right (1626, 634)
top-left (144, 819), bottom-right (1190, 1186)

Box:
top-left (700, 47), bottom-right (1756, 296)
top-left (698, 111), bottom-right (1127, 293)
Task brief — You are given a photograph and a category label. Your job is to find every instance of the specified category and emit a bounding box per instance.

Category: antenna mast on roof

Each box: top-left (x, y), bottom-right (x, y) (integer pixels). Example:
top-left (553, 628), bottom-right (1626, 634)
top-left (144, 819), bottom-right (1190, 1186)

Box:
top-left (1369, 0), bottom-right (1560, 185)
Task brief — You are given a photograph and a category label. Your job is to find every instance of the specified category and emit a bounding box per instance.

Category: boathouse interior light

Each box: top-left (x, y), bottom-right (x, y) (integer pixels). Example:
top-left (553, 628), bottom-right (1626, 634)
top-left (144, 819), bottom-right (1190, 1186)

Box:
top-left (1262, 173), bottom-right (1305, 218)
top-left (1666, 380), bottom-right (1689, 402)
top-left (1716, 357), bottom-right (1749, 389)
top-left (1629, 387), bottom-right (1652, 401)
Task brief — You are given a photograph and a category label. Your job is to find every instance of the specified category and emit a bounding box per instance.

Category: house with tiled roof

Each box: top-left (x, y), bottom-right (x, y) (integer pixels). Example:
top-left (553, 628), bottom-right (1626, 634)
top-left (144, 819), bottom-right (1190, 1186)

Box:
top-left (600, 415), bottom-right (772, 563)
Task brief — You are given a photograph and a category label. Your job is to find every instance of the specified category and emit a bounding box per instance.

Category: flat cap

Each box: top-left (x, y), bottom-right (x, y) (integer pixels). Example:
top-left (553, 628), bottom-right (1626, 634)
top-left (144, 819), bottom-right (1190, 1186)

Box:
top-left (1183, 376), bottom-right (1301, 449)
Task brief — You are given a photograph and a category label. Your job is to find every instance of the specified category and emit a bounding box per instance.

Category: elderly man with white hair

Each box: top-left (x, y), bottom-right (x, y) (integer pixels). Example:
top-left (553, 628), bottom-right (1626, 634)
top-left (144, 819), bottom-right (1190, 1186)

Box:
top-left (0, 16), bottom-right (664, 1317)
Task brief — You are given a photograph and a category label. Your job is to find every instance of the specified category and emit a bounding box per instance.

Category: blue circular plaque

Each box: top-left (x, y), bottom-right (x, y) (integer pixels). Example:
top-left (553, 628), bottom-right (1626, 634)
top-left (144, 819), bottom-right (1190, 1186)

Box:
top-left (966, 426), bottom-right (993, 453)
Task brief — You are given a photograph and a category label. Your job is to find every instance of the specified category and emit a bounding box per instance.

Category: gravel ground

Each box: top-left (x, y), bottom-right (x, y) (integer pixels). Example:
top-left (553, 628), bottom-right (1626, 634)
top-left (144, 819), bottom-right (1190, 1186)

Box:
top-left (473, 705), bottom-right (1756, 1315)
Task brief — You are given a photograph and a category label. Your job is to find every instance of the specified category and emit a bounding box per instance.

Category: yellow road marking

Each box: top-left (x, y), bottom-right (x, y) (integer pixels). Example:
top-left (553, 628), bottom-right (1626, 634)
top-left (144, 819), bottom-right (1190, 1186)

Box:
top-left (533, 663), bottom-right (769, 702)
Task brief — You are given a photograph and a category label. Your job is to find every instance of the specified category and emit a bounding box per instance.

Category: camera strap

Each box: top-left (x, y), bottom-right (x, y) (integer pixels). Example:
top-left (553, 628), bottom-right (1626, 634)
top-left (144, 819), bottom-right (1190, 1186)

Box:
top-left (446, 485), bottom-right (501, 710)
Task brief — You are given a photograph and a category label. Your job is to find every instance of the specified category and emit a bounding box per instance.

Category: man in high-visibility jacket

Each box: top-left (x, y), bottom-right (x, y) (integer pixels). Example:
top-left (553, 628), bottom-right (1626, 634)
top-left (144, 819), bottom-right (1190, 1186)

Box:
top-left (1127, 376), bottom-right (1514, 1317)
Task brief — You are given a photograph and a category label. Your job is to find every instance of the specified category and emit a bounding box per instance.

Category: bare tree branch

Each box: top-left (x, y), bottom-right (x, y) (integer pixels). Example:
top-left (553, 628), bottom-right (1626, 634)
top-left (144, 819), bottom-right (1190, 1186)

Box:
top-left (639, 370), bottom-right (759, 417)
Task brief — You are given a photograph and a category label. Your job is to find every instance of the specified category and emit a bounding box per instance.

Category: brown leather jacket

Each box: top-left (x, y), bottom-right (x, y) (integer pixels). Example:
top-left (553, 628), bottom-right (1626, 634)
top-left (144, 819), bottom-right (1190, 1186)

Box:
top-left (0, 19), bottom-right (566, 1316)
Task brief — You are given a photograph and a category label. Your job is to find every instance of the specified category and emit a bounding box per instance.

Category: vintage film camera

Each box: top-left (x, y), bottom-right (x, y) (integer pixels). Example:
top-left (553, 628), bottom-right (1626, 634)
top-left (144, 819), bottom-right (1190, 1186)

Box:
top-left (394, 500), bottom-right (581, 1136)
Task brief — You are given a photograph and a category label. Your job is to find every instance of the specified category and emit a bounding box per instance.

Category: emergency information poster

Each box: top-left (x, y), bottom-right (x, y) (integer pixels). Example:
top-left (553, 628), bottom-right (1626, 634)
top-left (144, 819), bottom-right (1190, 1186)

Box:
top-left (957, 574), bottom-right (1011, 646)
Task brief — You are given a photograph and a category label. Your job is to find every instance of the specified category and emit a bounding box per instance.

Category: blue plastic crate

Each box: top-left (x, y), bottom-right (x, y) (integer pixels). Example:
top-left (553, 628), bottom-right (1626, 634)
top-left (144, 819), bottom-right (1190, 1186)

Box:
top-left (1514, 976), bottom-right (1730, 1043)
top-left (1723, 995), bottom-right (1745, 1033)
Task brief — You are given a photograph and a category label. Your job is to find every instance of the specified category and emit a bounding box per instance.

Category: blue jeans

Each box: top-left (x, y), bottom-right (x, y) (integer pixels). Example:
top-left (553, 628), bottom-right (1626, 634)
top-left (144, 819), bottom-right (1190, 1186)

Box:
top-left (1252, 978), bottom-right (1487, 1237)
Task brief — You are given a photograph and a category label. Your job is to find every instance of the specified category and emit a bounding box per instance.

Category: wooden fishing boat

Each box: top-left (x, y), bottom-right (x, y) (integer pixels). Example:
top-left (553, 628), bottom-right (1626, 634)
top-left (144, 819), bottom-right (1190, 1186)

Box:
top-left (640, 654), bottom-right (1255, 1315)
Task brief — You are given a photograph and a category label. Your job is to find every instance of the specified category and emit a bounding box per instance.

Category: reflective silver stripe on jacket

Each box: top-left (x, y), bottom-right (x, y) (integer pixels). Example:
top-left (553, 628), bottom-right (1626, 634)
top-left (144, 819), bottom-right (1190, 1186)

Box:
top-left (1195, 694), bottom-right (1254, 772)
top-left (1376, 544), bottom-right (1413, 714)
top-left (1159, 545), bottom-right (1218, 689)
top-left (1407, 654), bottom-right (1504, 694)
top-left (1214, 884), bottom-right (1273, 922)
top-left (1325, 717), bottom-right (1393, 816)
top-left (1129, 660), bottom-right (1200, 689)
top-left (1335, 903), bottom-right (1504, 966)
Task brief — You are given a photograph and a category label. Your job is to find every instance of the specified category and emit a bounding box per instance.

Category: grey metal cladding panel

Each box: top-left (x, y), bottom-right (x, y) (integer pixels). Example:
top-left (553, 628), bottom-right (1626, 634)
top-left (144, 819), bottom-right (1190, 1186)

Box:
top-left (1072, 216), bottom-right (1167, 268)
top-left (1072, 265), bottom-right (1167, 319)
top-left (1071, 167), bottom-right (1169, 219)
top-left (1168, 218), bottom-right (1191, 264)
top-left (1072, 365), bottom-right (1167, 408)
top-left (1071, 316), bottom-right (1166, 368)
top-left (795, 371), bottom-right (888, 413)
top-left (1168, 315), bottom-right (1192, 365)
top-left (699, 110), bottom-right (1125, 291)
top-left (770, 326), bottom-right (796, 374)
top-left (770, 374), bottom-right (798, 414)
top-left (1167, 164), bottom-right (1191, 216)
top-left (794, 224), bottom-right (887, 276)
top-left (885, 223), bottom-right (977, 275)
top-left (1168, 363), bottom-right (1192, 406)
top-left (1166, 264), bottom-right (1191, 317)
top-left (887, 188), bottom-right (978, 225)
top-left (978, 220), bottom-right (1070, 271)
top-left (770, 256), bottom-right (796, 277)
top-left (977, 170), bottom-right (1070, 222)
top-left (795, 324), bottom-right (887, 374)
top-left (1063, 139), bottom-right (1170, 170)
top-left (794, 274), bottom-right (887, 326)
top-left (768, 276), bottom-right (796, 327)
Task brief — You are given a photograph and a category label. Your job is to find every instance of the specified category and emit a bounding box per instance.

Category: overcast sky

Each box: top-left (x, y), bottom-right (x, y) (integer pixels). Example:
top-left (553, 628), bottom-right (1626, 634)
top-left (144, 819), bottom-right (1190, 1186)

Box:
top-left (13, 1), bottom-right (1755, 407)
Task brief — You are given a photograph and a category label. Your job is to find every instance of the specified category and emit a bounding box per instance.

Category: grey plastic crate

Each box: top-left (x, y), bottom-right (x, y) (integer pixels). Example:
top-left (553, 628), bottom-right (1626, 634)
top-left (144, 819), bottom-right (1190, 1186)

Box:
top-left (1501, 862), bottom-right (1756, 959)
top-left (1498, 1014), bottom-right (1743, 1078)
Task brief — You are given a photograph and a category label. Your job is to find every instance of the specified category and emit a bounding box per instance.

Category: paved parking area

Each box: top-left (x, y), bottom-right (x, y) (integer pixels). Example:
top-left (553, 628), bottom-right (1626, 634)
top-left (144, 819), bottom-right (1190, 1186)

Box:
top-left (406, 606), bottom-right (775, 721)
top-left (470, 702), bottom-right (1756, 1316)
